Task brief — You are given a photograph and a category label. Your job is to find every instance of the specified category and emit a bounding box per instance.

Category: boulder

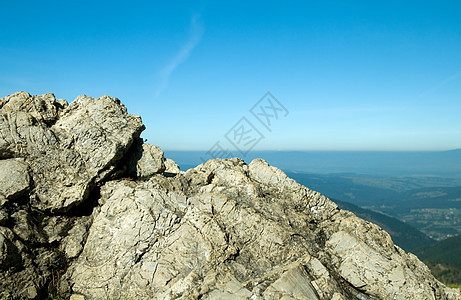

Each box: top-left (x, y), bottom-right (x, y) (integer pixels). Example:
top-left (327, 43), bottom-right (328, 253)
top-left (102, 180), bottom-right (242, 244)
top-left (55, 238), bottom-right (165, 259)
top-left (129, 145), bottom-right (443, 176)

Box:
top-left (0, 226), bottom-right (21, 271)
top-left (165, 158), bottom-right (181, 174)
top-left (0, 92), bottom-right (144, 212)
top-left (0, 158), bottom-right (30, 201)
top-left (122, 139), bottom-right (166, 178)
top-left (0, 92), bottom-right (145, 299)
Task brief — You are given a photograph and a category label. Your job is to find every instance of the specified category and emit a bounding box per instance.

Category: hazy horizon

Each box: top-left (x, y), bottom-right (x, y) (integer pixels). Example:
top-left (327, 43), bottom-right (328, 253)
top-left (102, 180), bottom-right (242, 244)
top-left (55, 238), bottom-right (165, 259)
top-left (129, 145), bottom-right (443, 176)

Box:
top-left (164, 149), bottom-right (461, 177)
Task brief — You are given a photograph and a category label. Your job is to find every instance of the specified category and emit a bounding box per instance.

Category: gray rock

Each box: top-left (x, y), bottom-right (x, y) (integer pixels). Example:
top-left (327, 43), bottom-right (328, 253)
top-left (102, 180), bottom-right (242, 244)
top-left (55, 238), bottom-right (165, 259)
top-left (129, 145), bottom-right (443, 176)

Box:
top-left (0, 226), bottom-right (21, 271)
top-left (0, 92), bottom-right (62, 159)
top-left (0, 158), bottom-right (30, 201)
top-left (136, 144), bottom-right (166, 177)
top-left (52, 95), bottom-right (144, 182)
top-left (123, 139), bottom-right (166, 178)
top-left (64, 158), bottom-right (461, 300)
top-left (0, 91), bottom-right (145, 299)
top-left (0, 226), bottom-right (54, 299)
top-left (165, 158), bottom-right (181, 174)
top-left (11, 210), bottom-right (46, 244)
top-left (61, 216), bottom-right (92, 259)
top-left (0, 197), bottom-right (7, 226)
top-left (263, 262), bottom-right (319, 299)
top-left (0, 209), bottom-right (8, 226)
top-left (42, 216), bottom-right (73, 243)
top-left (0, 91), bottom-right (63, 127)
top-left (0, 92), bottom-right (144, 212)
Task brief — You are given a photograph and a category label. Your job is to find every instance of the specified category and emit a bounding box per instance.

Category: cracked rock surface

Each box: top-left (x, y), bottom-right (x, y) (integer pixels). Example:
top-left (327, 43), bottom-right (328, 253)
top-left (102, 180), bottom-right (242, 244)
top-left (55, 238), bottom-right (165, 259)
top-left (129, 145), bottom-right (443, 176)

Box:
top-left (0, 92), bottom-right (144, 212)
top-left (0, 92), bottom-right (460, 299)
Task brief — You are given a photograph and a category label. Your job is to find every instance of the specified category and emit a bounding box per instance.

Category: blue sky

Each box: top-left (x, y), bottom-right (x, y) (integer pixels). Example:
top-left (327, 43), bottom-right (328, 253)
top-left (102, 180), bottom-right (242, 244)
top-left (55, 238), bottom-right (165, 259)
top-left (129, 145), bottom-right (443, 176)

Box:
top-left (1, 1), bottom-right (460, 151)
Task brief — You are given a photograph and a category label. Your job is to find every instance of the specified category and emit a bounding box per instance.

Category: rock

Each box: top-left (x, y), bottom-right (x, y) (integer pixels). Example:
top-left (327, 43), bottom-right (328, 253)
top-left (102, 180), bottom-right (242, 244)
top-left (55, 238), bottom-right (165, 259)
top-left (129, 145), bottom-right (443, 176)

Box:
top-left (0, 226), bottom-right (21, 270)
top-left (0, 92), bottom-right (145, 299)
top-left (11, 210), bottom-right (46, 244)
top-left (64, 157), bottom-right (461, 300)
top-left (42, 216), bottom-right (72, 243)
top-left (123, 139), bottom-right (166, 178)
top-left (136, 144), bottom-right (165, 177)
top-left (0, 210), bottom-right (8, 226)
top-left (0, 158), bottom-right (30, 201)
top-left (165, 158), bottom-right (181, 174)
top-left (263, 262), bottom-right (319, 299)
top-left (0, 92), bottom-right (62, 158)
top-left (0, 91), bottom-right (64, 127)
top-left (52, 94), bottom-right (144, 182)
top-left (61, 216), bottom-right (92, 259)
top-left (65, 176), bottom-right (190, 299)
top-left (0, 195), bottom-right (8, 226)
top-left (0, 92), bottom-right (144, 212)
top-left (0, 226), bottom-right (53, 300)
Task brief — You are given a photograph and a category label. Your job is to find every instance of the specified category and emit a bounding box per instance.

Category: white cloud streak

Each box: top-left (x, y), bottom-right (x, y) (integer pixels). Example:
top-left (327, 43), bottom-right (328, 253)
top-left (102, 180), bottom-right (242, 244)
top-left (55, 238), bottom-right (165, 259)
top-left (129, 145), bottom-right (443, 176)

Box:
top-left (418, 71), bottom-right (461, 98)
top-left (153, 15), bottom-right (204, 99)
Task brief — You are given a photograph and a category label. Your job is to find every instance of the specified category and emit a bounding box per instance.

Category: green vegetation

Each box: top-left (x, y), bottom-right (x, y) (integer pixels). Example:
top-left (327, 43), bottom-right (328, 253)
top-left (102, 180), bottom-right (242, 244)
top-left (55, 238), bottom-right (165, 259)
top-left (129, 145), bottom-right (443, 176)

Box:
top-left (447, 284), bottom-right (461, 289)
top-left (415, 235), bottom-right (461, 269)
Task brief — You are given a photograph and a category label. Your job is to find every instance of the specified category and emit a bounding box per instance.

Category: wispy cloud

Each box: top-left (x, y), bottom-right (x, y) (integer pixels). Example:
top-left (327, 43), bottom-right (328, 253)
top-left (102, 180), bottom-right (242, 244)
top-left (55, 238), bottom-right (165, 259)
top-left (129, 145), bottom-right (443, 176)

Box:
top-left (418, 71), bottom-right (461, 98)
top-left (153, 15), bottom-right (204, 99)
top-left (290, 105), bottom-right (405, 117)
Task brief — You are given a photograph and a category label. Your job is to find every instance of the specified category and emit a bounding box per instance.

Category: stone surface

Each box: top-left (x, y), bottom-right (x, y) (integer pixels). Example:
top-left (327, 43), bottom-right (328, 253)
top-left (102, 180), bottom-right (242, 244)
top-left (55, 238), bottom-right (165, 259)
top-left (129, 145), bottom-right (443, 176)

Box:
top-left (64, 158), bottom-right (461, 300)
top-left (123, 139), bottom-right (166, 178)
top-left (11, 210), bottom-right (46, 244)
top-left (0, 92), bottom-right (145, 299)
top-left (0, 158), bottom-right (30, 201)
top-left (263, 262), bottom-right (319, 299)
top-left (0, 226), bottom-right (57, 300)
top-left (0, 226), bottom-right (21, 271)
top-left (0, 91), bottom-right (459, 299)
top-left (70, 294), bottom-right (86, 300)
top-left (0, 209), bottom-right (8, 226)
top-left (0, 92), bottom-right (144, 212)
top-left (61, 216), bottom-right (92, 259)
top-left (165, 158), bottom-right (181, 174)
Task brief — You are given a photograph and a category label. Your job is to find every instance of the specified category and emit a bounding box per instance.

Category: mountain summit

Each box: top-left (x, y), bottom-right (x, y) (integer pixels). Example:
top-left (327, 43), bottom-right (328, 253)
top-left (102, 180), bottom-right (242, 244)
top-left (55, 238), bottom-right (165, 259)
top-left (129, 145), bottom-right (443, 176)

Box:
top-left (0, 92), bottom-right (459, 299)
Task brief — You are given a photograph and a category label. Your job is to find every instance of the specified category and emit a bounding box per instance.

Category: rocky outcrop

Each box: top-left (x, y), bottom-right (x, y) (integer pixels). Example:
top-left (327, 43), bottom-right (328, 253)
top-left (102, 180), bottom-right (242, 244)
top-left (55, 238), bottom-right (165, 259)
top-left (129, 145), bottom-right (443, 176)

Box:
top-left (0, 92), bottom-right (459, 300)
top-left (0, 92), bottom-right (144, 299)
top-left (0, 92), bottom-right (144, 212)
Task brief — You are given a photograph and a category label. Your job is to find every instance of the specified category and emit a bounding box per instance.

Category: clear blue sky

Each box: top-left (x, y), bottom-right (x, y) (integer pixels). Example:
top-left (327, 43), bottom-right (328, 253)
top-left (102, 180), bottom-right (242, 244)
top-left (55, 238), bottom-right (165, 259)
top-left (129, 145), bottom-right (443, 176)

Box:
top-left (1, 1), bottom-right (460, 151)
